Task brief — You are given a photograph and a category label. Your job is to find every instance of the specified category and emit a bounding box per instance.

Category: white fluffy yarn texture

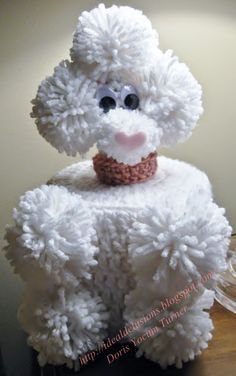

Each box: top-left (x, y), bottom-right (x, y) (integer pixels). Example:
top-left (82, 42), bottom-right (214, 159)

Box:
top-left (32, 5), bottom-right (203, 159)
top-left (4, 4), bottom-right (230, 369)
top-left (135, 50), bottom-right (203, 147)
top-left (128, 194), bottom-right (231, 296)
top-left (6, 185), bottom-right (98, 286)
top-left (97, 108), bottom-right (162, 165)
top-left (124, 289), bottom-right (215, 369)
top-left (31, 60), bottom-right (101, 156)
top-left (70, 4), bottom-right (159, 76)
top-left (3, 157), bottom-right (232, 368)
top-left (31, 51), bottom-right (203, 159)
top-left (19, 288), bottom-right (109, 367)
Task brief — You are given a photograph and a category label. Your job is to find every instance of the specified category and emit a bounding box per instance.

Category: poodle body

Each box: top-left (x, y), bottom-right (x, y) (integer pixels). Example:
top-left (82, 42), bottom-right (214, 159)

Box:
top-left (5, 157), bottom-right (230, 368)
top-left (4, 3), bottom-right (231, 370)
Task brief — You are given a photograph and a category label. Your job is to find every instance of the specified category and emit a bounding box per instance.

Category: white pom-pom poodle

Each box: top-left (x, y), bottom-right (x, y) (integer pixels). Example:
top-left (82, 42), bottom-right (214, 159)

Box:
top-left (4, 3), bottom-right (231, 370)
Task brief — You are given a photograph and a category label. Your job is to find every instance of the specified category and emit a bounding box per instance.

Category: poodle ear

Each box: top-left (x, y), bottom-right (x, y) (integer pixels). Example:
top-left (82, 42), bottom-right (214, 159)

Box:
top-left (31, 60), bottom-right (101, 156)
top-left (139, 50), bottom-right (203, 147)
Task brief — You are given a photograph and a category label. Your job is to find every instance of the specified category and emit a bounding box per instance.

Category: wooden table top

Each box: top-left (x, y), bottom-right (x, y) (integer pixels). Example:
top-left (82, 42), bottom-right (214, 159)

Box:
top-left (194, 236), bottom-right (236, 376)
top-left (191, 301), bottom-right (236, 376)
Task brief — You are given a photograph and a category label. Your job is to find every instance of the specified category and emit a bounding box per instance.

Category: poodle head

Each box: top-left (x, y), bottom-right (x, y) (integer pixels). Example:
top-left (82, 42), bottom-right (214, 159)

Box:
top-left (31, 4), bottom-right (203, 166)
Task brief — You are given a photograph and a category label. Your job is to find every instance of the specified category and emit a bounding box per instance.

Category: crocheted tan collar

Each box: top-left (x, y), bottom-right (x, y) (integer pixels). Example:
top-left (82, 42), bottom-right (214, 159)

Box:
top-left (93, 152), bottom-right (157, 186)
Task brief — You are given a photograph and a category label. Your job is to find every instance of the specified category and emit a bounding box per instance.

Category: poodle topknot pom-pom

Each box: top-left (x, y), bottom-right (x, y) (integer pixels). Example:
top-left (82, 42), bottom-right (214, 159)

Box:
top-left (70, 4), bottom-right (160, 73)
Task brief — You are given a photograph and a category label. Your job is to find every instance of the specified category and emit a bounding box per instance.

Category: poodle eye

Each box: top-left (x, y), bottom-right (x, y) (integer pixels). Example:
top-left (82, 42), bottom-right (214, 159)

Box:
top-left (96, 85), bottom-right (116, 113)
top-left (121, 85), bottom-right (139, 110)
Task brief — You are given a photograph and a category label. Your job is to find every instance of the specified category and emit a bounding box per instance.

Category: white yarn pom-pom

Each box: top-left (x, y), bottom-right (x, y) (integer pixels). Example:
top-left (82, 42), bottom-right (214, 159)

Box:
top-left (124, 289), bottom-right (214, 369)
top-left (31, 60), bottom-right (101, 156)
top-left (5, 185), bottom-right (98, 286)
top-left (19, 288), bottom-right (109, 367)
top-left (128, 196), bottom-right (231, 295)
top-left (138, 50), bottom-right (203, 147)
top-left (70, 4), bottom-right (159, 75)
top-left (97, 108), bottom-right (162, 165)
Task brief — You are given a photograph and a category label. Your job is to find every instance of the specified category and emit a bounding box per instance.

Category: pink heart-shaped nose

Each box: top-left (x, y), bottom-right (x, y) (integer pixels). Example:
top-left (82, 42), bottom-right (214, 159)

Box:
top-left (114, 131), bottom-right (146, 150)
